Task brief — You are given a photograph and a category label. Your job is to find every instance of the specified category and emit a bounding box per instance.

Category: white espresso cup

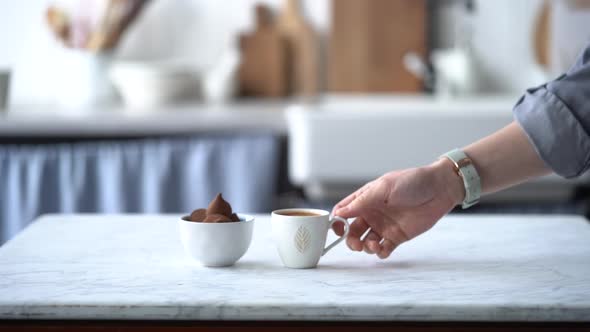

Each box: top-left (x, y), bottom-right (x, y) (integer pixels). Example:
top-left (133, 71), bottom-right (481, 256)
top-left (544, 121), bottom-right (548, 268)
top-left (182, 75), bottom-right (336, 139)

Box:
top-left (271, 208), bottom-right (350, 269)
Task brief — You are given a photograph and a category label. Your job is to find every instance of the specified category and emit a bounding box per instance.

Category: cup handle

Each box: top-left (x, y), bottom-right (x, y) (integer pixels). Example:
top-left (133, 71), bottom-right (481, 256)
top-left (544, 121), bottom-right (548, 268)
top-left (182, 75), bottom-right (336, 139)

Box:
top-left (322, 216), bottom-right (350, 256)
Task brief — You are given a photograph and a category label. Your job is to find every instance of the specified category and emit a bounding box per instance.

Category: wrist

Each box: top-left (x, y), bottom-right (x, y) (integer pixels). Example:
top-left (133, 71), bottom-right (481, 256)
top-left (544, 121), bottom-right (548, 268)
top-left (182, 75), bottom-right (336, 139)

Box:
top-left (429, 158), bottom-right (465, 207)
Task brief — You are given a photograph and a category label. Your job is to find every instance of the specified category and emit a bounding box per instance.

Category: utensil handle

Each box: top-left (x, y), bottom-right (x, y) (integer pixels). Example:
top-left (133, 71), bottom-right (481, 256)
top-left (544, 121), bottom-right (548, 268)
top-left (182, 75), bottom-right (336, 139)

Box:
top-left (322, 216), bottom-right (349, 256)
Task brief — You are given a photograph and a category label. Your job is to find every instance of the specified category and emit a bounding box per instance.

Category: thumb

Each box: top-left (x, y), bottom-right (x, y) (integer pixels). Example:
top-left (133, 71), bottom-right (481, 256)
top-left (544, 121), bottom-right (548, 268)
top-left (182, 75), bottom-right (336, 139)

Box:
top-left (334, 194), bottom-right (366, 218)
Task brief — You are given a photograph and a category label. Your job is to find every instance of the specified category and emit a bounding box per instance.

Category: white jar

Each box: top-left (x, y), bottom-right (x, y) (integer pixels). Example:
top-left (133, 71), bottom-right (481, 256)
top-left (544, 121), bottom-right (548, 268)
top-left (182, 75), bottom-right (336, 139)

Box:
top-left (53, 49), bottom-right (118, 110)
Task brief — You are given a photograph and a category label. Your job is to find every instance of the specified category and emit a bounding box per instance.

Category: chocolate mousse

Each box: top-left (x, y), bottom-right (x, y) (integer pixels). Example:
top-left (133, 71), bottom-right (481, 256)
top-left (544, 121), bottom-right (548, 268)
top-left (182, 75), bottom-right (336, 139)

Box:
top-left (189, 208), bottom-right (207, 222)
top-left (184, 193), bottom-right (240, 223)
top-left (204, 213), bottom-right (232, 223)
top-left (207, 193), bottom-right (232, 217)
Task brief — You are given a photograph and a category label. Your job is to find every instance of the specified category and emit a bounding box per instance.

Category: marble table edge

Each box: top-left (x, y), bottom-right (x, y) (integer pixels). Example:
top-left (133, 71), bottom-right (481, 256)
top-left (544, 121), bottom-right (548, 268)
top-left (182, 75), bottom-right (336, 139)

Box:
top-left (1, 304), bottom-right (589, 322)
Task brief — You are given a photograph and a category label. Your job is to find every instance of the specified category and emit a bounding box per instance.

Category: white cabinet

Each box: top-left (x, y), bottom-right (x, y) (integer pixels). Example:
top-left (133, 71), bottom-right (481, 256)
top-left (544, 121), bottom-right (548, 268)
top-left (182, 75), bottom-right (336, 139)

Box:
top-left (287, 95), bottom-right (587, 202)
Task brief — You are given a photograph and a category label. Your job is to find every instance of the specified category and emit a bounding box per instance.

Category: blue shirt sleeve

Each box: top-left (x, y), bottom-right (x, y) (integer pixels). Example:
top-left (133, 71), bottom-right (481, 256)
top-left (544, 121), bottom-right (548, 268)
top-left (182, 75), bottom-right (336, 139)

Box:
top-left (513, 45), bottom-right (590, 178)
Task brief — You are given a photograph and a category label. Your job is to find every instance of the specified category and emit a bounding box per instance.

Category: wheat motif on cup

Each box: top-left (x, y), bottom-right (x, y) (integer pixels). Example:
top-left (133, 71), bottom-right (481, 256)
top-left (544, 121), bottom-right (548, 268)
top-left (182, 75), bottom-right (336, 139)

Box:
top-left (294, 225), bottom-right (311, 253)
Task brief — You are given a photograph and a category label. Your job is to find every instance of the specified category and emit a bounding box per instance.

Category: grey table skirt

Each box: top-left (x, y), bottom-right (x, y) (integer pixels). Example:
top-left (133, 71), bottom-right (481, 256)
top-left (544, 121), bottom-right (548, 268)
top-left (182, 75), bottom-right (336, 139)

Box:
top-left (0, 134), bottom-right (280, 244)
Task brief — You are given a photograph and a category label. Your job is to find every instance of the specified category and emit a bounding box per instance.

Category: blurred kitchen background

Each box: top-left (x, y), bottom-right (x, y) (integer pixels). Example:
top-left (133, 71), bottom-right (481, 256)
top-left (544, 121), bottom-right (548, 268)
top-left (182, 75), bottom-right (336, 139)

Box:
top-left (1, 0), bottom-right (590, 244)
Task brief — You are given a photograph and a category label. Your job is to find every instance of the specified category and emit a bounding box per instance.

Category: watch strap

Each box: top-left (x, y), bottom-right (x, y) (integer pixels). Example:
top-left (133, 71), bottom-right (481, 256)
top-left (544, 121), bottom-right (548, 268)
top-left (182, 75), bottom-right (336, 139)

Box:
top-left (442, 149), bottom-right (481, 209)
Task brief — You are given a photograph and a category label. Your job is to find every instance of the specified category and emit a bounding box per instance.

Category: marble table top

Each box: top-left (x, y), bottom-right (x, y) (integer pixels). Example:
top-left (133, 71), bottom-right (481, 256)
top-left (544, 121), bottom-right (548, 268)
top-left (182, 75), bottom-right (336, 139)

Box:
top-left (1, 214), bottom-right (589, 322)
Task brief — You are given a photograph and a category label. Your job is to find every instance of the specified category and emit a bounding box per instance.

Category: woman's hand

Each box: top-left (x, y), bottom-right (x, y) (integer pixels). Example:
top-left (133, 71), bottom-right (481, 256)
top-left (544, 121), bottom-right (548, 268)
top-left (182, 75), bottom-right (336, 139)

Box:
top-left (331, 122), bottom-right (551, 259)
top-left (332, 158), bottom-right (465, 259)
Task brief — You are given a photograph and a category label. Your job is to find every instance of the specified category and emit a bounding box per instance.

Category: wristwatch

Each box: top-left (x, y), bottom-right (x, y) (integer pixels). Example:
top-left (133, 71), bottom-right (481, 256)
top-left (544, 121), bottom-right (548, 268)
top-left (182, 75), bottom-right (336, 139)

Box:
top-left (441, 149), bottom-right (481, 209)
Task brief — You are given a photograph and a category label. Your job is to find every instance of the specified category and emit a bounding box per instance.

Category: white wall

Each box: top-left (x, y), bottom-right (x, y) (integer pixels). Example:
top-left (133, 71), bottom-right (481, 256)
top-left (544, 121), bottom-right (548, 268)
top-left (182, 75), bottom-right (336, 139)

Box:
top-left (0, 0), bottom-right (330, 106)
top-left (1, 0), bottom-right (585, 106)
top-left (470, 0), bottom-right (547, 93)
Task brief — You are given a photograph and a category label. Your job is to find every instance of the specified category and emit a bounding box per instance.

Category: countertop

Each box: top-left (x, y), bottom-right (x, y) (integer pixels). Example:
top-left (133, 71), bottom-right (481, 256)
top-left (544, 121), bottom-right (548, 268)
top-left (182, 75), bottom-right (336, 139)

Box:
top-left (0, 96), bottom-right (516, 137)
top-left (0, 102), bottom-right (287, 137)
top-left (1, 214), bottom-right (589, 322)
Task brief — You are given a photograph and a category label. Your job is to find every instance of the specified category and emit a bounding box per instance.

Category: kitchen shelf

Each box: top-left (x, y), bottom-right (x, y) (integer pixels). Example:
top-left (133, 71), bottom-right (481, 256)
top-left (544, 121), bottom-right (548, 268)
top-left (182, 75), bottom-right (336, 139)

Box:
top-left (0, 101), bottom-right (288, 137)
top-left (0, 95), bottom-right (521, 138)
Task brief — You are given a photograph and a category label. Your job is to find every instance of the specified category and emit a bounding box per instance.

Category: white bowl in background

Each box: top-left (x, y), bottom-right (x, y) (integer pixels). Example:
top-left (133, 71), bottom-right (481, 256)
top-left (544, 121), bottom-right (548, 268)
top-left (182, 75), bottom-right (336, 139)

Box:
top-left (109, 60), bottom-right (201, 109)
top-left (178, 214), bottom-right (254, 267)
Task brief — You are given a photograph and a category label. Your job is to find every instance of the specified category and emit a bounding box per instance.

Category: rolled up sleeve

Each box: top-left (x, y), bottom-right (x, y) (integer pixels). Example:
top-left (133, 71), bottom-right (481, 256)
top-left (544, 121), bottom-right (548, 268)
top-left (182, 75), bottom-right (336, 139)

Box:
top-left (513, 45), bottom-right (590, 178)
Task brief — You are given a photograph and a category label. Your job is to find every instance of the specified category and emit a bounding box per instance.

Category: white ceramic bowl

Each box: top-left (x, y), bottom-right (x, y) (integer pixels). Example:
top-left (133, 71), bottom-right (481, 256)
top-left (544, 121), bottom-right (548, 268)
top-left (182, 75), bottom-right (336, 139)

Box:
top-left (109, 60), bottom-right (201, 109)
top-left (178, 214), bottom-right (254, 267)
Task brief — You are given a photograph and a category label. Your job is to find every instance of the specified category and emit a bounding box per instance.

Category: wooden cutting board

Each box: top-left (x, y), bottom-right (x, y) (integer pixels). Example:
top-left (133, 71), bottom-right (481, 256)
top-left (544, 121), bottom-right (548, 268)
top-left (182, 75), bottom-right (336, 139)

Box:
top-left (276, 0), bottom-right (320, 97)
top-left (239, 5), bottom-right (287, 97)
top-left (534, 0), bottom-right (551, 69)
top-left (328, 0), bottom-right (427, 93)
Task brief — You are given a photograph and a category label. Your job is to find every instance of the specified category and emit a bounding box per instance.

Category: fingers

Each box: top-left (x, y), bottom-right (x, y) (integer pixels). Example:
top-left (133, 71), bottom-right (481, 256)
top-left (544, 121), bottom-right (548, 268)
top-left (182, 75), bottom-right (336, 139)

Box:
top-left (346, 217), bottom-right (370, 251)
top-left (360, 219), bottom-right (406, 259)
top-left (332, 178), bottom-right (407, 259)
top-left (363, 231), bottom-right (382, 254)
top-left (332, 182), bottom-right (372, 216)
top-left (334, 190), bottom-right (369, 219)
top-left (347, 219), bottom-right (402, 259)
top-left (332, 220), bottom-right (345, 236)
top-left (332, 193), bottom-right (356, 215)
top-left (375, 223), bottom-right (408, 259)
top-left (377, 239), bottom-right (396, 259)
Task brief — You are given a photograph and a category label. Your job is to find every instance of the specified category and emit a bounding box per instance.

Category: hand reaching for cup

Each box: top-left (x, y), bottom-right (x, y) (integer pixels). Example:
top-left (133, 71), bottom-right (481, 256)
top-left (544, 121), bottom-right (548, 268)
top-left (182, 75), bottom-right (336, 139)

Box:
top-left (332, 159), bottom-right (465, 259)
